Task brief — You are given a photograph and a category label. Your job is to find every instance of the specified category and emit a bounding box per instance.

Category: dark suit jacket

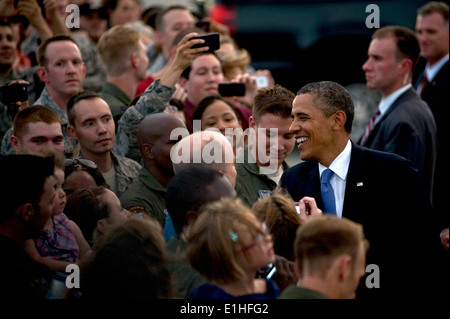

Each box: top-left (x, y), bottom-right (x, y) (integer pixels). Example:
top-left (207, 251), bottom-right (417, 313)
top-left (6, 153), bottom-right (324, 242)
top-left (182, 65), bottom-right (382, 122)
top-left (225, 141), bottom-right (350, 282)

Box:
top-left (280, 142), bottom-right (443, 299)
top-left (414, 61), bottom-right (450, 231)
top-left (359, 88), bottom-right (437, 200)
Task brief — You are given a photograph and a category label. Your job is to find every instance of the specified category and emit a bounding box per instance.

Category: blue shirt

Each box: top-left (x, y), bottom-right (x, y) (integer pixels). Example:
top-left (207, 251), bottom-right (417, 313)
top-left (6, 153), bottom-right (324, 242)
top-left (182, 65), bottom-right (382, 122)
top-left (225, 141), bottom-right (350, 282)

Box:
top-left (188, 279), bottom-right (280, 299)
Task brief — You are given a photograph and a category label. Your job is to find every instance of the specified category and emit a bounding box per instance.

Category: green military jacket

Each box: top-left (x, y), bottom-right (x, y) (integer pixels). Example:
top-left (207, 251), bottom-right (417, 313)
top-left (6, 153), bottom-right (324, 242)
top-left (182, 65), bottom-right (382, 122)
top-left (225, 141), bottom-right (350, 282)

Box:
top-left (279, 285), bottom-right (329, 299)
top-left (101, 82), bottom-right (130, 129)
top-left (119, 167), bottom-right (167, 228)
top-left (234, 145), bottom-right (290, 207)
top-left (114, 80), bottom-right (176, 162)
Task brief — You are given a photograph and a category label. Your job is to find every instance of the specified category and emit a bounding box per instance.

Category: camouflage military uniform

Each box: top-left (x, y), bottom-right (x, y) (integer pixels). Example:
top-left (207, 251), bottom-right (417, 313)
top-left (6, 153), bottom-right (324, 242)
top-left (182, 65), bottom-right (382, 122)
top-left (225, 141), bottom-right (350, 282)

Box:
top-left (0, 105), bottom-right (12, 143)
top-left (114, 79), bottom-right (176, 162)
top-left (235, 145), bottom-right (290, 207)
top-left (0, 125), bottom-right (14, 156)
top-left (119, 167), bottom-right (168, 228)
top-left (78, 150), bottom-right (141, 198)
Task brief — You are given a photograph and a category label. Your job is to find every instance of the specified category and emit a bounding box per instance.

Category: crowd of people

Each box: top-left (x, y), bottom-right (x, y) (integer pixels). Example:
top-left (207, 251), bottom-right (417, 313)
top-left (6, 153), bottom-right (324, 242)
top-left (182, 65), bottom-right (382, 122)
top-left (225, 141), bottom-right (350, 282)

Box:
top-left (0, 0), bottom-right (448, 303)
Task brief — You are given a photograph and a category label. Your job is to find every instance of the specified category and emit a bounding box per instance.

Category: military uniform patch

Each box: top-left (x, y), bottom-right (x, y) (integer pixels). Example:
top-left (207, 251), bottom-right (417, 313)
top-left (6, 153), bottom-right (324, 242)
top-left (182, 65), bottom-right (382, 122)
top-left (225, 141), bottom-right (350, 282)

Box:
top-left (128, 206), bottom-right (148, 219)
top-left (258, 190), bottom-right (272, 199)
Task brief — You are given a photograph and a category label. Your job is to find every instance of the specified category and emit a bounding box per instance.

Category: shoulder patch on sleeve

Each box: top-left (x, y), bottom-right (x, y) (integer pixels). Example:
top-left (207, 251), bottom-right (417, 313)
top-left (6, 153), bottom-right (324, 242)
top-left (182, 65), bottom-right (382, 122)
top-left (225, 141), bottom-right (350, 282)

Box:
top-left (258, 190), bottom-right (272, 199)
top-left (128, 206), bottom-right (148, 219)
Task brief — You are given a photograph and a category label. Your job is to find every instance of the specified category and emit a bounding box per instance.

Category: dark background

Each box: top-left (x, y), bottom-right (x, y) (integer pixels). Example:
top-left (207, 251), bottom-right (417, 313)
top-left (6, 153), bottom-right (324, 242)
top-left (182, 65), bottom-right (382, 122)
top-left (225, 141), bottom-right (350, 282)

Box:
top-left (222, 0), bottom-right (434, 93)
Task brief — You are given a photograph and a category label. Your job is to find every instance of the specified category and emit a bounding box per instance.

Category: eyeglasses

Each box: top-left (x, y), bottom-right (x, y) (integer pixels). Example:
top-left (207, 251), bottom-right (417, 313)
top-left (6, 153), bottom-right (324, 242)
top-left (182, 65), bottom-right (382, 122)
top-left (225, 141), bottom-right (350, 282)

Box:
top-left (236, 222), bottom-right (270, 253)
top-left (64, 158), bottom-right (97, 169)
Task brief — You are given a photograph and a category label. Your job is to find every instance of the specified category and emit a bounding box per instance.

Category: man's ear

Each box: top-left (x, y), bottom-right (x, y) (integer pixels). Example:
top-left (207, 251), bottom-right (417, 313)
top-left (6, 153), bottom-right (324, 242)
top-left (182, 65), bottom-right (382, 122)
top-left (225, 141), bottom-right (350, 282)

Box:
top-left (142, 143), bottom-right (154, 159)
top-left (248, 116), bottom-right (257, 130)
top-left (10, 135), bottom-right (20, 152)
top-left (18, 203), bottom-right (34, 223)
top-left (66, 125), bottom-right (77, 141)
top-left (332, 110), bottom-right (347, 131)
top-left (37, 66), bottom-right (47, 83)
top-left (337, 255), bottom-right (352, 282)
top-left (97, 219), bottom-right (106, 234)
top-left (400, 58), bottom-right (413, 74)
top-left (130, 53), bottom-right (138, 69)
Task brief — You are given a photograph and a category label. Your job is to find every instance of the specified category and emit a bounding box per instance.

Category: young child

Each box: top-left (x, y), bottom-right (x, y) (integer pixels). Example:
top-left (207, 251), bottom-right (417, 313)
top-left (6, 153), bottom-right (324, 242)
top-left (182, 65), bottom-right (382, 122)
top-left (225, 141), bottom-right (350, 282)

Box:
top-left (24, 150), bottom-right (91, 272)
top-left (186, 197), bottom-right (280, 299)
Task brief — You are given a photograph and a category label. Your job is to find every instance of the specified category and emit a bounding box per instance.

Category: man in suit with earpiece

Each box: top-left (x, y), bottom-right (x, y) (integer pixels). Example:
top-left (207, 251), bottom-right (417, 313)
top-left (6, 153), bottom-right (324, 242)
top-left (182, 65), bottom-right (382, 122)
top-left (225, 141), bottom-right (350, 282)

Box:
top-left (280, 81), bottom-right (443, 300)
top-left (360, 25), bottom-right (437, 202)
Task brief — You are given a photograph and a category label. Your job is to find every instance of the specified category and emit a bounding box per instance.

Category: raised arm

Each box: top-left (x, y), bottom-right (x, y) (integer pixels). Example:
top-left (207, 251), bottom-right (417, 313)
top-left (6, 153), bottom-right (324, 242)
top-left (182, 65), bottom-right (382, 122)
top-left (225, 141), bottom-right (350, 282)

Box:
top-left (114, 32), bottom-right (209, 159)
top-left (16, 0), bottom-right (53, 42)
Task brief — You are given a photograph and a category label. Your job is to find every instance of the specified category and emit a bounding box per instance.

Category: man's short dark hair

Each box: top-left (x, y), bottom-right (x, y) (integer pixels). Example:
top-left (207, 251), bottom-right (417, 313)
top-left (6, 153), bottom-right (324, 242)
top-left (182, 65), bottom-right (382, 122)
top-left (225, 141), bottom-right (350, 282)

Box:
top-left (165, 166), bottom-right (227, 236)
top-left (36, 34), bottom-right (80, 67)
top-left (297, 81), bottom-right (355, 133)
top-left (155, 5), bottom-right (190, 31)
top-left (67, 91), bottom-right (102, 126)
top-left (372, 25), bottom-right (421, 73)
top-left (417, 1), bottom-right (449, 23)
top-left (0, 154), bottom-right (54, 223)
top-left (181, 52), bottom-right (222, 79)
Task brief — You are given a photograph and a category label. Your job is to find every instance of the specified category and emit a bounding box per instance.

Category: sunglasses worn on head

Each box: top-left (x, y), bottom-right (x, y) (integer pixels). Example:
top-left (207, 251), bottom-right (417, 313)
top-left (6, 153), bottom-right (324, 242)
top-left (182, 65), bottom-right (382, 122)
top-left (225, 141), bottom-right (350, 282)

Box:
top-left (64, 158), bottom-right (97, 169)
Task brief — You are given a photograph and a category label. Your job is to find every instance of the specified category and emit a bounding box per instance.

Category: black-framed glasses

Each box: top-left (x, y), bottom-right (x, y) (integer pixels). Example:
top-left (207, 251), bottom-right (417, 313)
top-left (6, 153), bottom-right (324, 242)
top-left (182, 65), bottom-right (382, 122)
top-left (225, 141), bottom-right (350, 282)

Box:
top-left (64, 158), bottom-right (97, 169)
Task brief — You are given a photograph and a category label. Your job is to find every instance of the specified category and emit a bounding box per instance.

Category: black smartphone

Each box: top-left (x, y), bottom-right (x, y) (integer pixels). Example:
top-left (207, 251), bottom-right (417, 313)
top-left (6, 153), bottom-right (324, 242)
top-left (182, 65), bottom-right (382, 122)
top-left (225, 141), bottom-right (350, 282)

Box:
top-left (191, 32), bottom-right (220, 52)
top-left (256, 263), bottom-right (277, 279)
top-left (0, 84), bottom-right (28, 104)
top-left (218, 83), bottom-right (246, 97)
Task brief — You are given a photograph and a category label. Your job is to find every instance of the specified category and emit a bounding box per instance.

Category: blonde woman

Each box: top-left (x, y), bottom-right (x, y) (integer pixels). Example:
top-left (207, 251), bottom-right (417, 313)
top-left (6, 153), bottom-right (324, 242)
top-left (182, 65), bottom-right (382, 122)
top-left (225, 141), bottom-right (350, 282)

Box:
top-left (187, 197), bottom-right (279, 299)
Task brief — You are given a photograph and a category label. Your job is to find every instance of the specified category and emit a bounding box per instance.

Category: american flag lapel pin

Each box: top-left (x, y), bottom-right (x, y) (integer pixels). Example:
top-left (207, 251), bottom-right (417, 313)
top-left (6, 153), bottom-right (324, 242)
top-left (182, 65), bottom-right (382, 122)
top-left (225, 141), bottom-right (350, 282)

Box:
top-left (357, 182), bottom-right (364, 187)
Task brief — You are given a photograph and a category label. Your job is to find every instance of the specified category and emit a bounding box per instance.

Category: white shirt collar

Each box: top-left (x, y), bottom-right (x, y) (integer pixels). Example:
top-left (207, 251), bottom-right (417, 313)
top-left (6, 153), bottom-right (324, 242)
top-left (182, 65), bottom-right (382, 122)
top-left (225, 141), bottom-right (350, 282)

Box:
top-left (378, 84), bottom-right (412, 116)
top-left (426, 53), bottom-right (449, 81)
top-left (319, 140), bottom-right (352, 181)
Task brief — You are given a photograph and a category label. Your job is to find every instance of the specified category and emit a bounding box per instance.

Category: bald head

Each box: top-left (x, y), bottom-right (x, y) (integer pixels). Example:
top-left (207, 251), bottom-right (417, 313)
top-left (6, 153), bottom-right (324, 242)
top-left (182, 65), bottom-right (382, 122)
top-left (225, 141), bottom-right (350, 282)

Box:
top-left (137, 113), bottom-right (187, 149)
top-left (171, 130), bottom-right (237, 186)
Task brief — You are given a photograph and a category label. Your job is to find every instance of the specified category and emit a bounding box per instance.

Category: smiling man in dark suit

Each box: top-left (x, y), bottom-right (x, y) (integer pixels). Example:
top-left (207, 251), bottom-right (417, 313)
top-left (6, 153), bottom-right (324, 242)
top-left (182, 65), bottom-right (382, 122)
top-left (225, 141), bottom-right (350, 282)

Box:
top-left (280, 81), bottom-right (443, 300)
top-left (414, 1), bottom-right (449, 253)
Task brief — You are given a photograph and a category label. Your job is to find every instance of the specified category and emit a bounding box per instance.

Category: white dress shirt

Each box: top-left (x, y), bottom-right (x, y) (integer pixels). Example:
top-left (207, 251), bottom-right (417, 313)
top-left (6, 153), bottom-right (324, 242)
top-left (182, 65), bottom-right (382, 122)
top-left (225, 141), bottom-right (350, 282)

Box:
top-left (318, 140), bottom-right (352, 218)
top-left (425, 53), bottom-right (449, 82)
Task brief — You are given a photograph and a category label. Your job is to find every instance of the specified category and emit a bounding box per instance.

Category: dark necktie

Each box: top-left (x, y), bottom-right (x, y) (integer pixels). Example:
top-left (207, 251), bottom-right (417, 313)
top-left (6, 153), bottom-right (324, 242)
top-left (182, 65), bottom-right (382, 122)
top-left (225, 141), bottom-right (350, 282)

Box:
top-left (321, 168), bottom-right (337, 215)
top-left (359, 109), bottom-right (381, 146)
top-left (419, 74), bottom-right (428, 96)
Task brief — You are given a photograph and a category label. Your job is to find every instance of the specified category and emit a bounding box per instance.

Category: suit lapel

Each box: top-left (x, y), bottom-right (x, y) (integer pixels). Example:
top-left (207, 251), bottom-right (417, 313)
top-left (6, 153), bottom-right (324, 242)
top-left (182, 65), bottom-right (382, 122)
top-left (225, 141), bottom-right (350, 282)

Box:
top-left (422, 61), bottom-right (449, 97)
top-left (364, 88), bottom-right (414, 146)
top-left (343, 143), bottom-right (369, 220)
top-left (307, 165), bottom-right (322, 208)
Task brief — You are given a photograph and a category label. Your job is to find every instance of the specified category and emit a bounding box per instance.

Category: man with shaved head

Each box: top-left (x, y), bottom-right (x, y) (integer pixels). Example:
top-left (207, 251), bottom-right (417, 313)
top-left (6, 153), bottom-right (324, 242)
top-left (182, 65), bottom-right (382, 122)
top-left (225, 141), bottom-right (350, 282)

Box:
top-left (119, 113), bottom-right (187, 227)
top-left (162, 129), bottom-right (238, 242)
top-left (171, 130), bottom-right (237, 187)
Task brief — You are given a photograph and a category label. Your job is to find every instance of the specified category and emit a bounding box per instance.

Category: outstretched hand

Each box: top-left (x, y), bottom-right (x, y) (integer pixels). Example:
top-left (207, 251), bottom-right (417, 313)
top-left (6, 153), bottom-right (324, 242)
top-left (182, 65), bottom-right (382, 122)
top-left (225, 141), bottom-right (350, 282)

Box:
top-left (297, 196), bottom-right (323, 223)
